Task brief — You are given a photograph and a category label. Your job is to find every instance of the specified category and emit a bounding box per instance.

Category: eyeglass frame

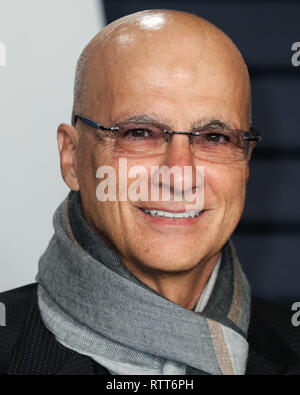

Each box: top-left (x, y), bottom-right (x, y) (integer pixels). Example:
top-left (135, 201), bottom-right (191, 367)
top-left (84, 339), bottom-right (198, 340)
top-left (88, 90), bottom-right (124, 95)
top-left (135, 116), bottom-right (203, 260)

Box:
top-left (72, 112), bottom-right (262, 158)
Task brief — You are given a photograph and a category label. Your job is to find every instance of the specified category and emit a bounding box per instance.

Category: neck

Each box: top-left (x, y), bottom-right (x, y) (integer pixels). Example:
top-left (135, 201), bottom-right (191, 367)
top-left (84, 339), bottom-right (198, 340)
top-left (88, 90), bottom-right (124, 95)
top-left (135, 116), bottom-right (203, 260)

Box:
top-left (122, 252), bottom-right (221, 310)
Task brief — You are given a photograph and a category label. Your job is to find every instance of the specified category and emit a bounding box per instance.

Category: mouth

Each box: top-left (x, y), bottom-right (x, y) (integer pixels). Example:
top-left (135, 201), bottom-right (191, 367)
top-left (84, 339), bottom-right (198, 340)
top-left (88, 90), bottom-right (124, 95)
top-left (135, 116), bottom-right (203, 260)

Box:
top-left (140, 208), bottom-right (202, 218)
top-left (138, 207), bottom-right (206, 227)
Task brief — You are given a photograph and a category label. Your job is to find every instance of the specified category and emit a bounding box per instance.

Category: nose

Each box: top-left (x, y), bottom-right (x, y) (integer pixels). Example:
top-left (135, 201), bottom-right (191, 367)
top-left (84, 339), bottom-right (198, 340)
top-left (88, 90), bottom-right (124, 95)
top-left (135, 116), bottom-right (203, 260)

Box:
top-left (156, 134), bottom-right (199, 198)
top-left (164, 133), bottom-right (195, 169)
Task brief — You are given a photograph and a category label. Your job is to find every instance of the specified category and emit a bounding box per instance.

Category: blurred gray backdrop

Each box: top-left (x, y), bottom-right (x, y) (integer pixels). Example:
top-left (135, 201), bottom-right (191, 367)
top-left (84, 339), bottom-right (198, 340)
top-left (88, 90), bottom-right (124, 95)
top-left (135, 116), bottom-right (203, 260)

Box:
top-left (0, 0), bottom-right (105, 291)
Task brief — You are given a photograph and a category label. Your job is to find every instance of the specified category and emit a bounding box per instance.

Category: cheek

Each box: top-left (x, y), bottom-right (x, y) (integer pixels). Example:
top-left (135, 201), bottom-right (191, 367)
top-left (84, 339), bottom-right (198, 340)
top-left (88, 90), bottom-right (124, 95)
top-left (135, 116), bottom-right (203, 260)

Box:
top-left (204, 163), bottom-right (248, 211)
top-left (79, 142), bottom-right (114, 186)
top-left (116, 157), bottom-right (158, 200)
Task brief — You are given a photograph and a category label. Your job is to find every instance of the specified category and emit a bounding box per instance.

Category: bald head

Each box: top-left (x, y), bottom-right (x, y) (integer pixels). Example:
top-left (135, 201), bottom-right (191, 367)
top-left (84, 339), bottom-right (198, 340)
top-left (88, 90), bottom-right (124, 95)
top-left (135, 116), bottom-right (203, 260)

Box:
top-left (73, 9), bottom-right (251, 127)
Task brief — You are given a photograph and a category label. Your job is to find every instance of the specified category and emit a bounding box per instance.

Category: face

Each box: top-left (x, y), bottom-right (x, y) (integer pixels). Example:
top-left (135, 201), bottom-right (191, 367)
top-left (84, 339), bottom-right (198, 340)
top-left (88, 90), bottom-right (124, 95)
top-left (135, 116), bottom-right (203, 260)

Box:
top-left (59, 22), bottom-right (252, 277)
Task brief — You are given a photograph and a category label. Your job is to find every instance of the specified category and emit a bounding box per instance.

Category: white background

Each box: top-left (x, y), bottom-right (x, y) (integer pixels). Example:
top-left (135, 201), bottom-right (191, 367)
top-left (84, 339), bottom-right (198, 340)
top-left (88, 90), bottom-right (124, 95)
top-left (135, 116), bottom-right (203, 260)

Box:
top-left (0, 0), bottom-right (105, 291)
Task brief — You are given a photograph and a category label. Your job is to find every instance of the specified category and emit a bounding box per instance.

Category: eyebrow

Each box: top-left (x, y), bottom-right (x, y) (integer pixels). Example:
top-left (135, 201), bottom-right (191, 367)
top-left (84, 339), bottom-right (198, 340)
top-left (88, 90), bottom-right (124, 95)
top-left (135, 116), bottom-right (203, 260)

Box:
top-left (191, 119), bottom-right (234, 131)
top-left (111, 114), bottom-right (172, 130)
top-left (111, 114), bottom-right (234, 131)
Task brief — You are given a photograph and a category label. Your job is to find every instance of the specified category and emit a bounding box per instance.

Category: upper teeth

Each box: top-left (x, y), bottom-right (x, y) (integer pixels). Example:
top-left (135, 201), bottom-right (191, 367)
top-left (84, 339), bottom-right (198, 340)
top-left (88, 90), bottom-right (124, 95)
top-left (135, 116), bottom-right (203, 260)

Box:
top-left (143, 209), bottom-right (202, 218)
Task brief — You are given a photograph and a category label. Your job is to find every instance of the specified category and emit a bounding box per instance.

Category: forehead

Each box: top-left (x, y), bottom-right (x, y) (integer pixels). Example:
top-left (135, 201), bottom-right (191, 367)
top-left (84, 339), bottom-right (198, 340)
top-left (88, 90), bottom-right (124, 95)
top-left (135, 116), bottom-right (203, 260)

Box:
top-left (88, 27), bottom-right (250, 127)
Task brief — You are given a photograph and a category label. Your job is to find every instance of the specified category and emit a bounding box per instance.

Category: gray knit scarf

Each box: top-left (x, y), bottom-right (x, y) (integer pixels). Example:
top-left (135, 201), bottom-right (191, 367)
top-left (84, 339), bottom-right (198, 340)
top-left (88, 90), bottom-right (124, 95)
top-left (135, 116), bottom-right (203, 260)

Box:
top-left (37, 191), bottom-right (251, 375)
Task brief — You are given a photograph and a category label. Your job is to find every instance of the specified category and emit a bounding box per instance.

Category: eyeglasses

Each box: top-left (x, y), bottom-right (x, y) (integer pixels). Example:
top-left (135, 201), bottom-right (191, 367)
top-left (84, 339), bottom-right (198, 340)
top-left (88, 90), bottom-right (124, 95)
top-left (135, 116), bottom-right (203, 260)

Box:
top-left (73, 113), bottom-right (261, 163)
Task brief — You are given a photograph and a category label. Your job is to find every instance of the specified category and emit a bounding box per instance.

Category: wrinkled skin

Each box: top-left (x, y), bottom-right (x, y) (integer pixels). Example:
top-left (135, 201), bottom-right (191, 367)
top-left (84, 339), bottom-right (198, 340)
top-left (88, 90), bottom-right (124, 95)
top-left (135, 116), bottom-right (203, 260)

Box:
top-left (57, 10), bottom-right (253, 309)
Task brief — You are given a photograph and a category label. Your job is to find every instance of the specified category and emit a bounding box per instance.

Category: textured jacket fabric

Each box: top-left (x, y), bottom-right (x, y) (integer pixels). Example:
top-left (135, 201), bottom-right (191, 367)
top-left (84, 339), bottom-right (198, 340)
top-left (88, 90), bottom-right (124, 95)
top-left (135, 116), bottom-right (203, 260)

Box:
top-left (0, 283), bottom-right (299, 375)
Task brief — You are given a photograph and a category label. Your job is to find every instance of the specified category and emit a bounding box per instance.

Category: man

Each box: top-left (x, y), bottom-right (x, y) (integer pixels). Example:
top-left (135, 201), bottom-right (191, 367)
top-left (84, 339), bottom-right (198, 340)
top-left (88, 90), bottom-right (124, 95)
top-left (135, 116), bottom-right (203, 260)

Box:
top-left (0, 9), bottom-right (299, 375)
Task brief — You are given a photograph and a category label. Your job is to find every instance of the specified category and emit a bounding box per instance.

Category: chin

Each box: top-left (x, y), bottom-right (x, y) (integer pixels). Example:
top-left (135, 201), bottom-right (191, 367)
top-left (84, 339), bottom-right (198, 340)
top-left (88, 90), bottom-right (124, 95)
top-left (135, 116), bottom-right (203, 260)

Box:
top-left (132, 247), bottom-right (204, 274)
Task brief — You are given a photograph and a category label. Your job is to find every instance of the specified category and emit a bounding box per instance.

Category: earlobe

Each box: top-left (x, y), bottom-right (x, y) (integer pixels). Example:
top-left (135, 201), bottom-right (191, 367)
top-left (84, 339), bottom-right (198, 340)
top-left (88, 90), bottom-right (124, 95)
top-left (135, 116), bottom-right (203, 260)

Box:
top-left (57, 123), bottom-right (80, 191)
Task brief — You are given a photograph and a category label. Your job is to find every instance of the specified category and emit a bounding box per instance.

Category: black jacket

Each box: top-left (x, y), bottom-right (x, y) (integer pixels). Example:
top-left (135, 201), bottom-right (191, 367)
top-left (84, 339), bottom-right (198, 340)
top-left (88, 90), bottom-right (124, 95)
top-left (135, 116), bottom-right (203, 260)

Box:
top-left (0, 283), bottom-right (299, 375)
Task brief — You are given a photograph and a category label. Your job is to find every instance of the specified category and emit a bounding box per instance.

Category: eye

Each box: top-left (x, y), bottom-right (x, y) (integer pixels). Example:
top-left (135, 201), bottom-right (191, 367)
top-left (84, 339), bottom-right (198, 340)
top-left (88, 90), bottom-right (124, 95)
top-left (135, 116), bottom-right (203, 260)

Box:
top-left (124, 129), bottom-right (151, 138)
top-left (205, 132), bottom-right (230, 144)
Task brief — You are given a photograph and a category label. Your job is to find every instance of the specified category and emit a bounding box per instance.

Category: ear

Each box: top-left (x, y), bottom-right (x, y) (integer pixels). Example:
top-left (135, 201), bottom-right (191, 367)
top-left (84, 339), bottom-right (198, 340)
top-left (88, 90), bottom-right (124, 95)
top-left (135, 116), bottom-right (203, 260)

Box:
top-left (247, 141), bottom-right (256, 161)
top-left (57, 123), bottom-right (80, 191)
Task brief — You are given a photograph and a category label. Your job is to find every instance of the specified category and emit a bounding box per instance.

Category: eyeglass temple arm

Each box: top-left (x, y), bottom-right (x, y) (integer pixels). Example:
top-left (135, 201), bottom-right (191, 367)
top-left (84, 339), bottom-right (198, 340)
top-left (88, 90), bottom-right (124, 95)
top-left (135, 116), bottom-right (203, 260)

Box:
top-left (245, 128), bottom-right (262, 142)
top-left (73, 113), bottom-right (119, 132)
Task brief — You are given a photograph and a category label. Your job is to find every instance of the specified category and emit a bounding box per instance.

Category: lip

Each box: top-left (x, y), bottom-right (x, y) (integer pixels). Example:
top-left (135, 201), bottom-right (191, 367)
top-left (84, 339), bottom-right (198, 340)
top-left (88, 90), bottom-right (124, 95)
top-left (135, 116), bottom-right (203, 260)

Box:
top-left (137, 207), bottom-right (206, 226)
top-left (137, 205), bottom-right (204, 213)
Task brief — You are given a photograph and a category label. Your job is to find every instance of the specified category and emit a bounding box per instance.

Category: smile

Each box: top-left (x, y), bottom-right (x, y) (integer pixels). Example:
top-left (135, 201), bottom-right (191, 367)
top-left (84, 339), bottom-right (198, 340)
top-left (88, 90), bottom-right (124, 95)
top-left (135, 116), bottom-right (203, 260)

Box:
top-left (140, 208), bottom-right (202, 218)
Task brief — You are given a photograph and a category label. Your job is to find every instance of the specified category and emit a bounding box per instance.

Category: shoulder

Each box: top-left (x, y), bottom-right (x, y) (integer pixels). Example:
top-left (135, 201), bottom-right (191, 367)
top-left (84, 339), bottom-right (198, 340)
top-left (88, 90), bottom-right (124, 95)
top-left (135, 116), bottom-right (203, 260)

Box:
top-left (0, 282), bottom-right (37, 307)
top-left (250, 296), bottom-right (299, 350)
top-left (0, 283), bottom-right (37, 329)
top-left (0, 283), bottom-right (38, 373)
top-left (0, 284), bottom-right (106, 375)
top-left (246, 296), bottom-right (300, 374)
